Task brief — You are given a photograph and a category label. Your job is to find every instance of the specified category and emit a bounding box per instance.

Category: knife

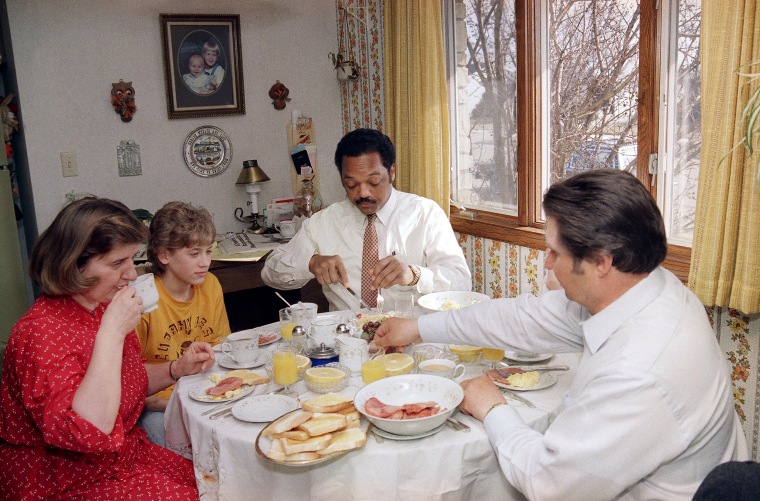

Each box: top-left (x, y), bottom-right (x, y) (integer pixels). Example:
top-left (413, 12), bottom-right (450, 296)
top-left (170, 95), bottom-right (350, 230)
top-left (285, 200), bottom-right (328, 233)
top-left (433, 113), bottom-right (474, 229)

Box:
top-left (343, 284), bottom-right (372, 310)
top-left (496, 365), bottom-right (569, 377)
top-left (500, 389), bottom-right (537, 409)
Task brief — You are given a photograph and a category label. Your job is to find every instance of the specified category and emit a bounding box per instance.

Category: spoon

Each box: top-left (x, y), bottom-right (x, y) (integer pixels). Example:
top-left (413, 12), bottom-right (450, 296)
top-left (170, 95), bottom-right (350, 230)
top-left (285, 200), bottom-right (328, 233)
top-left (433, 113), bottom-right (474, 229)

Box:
top-left (275, 292), bottom-right (292, 307)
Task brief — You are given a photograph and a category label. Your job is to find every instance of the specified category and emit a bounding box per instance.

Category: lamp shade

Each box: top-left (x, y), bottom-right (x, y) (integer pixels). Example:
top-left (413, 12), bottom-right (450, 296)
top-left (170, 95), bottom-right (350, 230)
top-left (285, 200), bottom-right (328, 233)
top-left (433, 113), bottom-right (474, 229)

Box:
top-left (236, 159), bottom-right (270, 185)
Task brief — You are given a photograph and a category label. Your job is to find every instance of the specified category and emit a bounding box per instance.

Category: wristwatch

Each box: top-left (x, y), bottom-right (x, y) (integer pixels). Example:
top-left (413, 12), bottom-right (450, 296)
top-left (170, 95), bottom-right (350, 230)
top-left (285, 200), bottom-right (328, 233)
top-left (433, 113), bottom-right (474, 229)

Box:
top-left (407, 265), bottom-right (421, 286)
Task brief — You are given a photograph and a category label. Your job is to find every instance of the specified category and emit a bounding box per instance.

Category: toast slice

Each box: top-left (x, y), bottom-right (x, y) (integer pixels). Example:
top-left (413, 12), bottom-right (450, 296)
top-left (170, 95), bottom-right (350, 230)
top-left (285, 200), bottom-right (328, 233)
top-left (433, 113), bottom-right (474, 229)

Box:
top-left (264, 409), bottom-right (313, 438)
top-left (298, 413), bottom-right (347, 437)
top-left (301, 393), bottom-right (354, 413)
top-left (317, 427), bottom-right (367, 455)
top-left (281, 433), bottom-right (333, 455)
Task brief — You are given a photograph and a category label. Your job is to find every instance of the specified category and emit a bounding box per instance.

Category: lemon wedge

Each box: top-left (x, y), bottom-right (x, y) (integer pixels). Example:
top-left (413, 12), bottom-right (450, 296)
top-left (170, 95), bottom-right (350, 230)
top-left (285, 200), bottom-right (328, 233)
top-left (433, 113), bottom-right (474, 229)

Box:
top-left (448, 344), bottom-right (483, 363)
top-left (379, 353), bottom-right (415, 376)
top-left (305, 367), bottom-right (346, 384)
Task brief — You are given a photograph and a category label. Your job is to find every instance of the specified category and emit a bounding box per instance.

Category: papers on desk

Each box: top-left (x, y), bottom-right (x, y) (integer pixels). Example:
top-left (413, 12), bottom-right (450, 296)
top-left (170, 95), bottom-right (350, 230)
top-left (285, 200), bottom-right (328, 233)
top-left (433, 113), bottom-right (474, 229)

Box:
top-left (213, 233), bottom-right (281, 262)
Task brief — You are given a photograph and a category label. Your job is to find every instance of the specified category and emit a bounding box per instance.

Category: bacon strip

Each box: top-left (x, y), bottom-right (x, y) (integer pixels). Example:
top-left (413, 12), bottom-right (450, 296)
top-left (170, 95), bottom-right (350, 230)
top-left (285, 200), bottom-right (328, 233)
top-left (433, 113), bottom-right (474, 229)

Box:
top-left (486, 368), bottom-right (523, 385)
top-left (364, 397), bottom-right (442, 420)
top-left (206, 377), bottom-right (243, 396)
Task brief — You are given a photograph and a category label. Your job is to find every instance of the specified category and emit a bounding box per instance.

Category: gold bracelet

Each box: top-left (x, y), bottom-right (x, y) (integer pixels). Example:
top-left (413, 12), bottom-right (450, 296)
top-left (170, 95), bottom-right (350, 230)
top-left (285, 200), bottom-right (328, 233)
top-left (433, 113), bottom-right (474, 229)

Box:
top-left (169, 360), bottom-right (180, 382)
top-left (484, 401), bottom-right (507, 419)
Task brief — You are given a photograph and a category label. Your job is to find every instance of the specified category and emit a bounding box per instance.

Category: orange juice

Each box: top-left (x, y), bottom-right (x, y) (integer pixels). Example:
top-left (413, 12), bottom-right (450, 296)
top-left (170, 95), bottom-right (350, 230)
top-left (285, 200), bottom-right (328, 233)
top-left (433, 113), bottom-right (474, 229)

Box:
top-left (273, 351), bottom-right (298, 386)
top-left (362, 359), bottom-right (386, 384)
top-left (482, 348), bottom-right (505, 362)
top-left (280, 322), bottom-right (297, 340)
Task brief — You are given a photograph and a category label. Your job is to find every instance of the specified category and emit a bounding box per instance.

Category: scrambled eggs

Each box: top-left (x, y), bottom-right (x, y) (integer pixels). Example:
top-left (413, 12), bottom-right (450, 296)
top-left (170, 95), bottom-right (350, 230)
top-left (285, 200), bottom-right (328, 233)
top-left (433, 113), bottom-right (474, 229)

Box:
top-left (506, 371), bottom-right (540, 388)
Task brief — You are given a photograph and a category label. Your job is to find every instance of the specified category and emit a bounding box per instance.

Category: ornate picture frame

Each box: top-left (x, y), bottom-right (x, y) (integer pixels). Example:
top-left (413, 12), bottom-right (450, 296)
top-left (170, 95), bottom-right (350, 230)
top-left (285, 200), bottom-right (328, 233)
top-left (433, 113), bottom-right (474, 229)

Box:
top-left (183, 125), bottom-right (232, 177)
top-left (160, 14), bottom-right (245, 119)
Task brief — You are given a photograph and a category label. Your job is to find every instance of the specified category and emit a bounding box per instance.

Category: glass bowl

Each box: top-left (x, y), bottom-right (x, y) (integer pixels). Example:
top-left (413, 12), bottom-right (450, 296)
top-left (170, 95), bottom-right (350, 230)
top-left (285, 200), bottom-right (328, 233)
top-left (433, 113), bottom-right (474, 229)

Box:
top-left (303, 362), bottom-right (350, 394)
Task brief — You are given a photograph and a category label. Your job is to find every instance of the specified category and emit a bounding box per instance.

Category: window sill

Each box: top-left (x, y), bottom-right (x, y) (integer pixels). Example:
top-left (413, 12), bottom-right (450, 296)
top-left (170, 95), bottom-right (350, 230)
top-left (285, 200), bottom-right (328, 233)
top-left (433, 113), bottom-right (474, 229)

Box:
top-left (450, 208), bottom-right (691, 284)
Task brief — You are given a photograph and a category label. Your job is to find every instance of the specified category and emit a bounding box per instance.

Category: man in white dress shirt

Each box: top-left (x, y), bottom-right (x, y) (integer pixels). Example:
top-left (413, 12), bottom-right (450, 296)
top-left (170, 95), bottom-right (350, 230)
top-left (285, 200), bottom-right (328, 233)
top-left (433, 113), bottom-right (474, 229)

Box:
top-left (261, 128), bottom-right (471, 311)
top-left (374, 169), bottom-right (748, 500)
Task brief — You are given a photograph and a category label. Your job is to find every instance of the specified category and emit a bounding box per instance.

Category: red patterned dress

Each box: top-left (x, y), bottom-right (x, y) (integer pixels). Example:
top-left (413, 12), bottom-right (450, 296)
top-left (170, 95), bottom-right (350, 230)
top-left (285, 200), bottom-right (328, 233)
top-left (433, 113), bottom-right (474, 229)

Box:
top-left (0, 295), bottom-right (199, 500)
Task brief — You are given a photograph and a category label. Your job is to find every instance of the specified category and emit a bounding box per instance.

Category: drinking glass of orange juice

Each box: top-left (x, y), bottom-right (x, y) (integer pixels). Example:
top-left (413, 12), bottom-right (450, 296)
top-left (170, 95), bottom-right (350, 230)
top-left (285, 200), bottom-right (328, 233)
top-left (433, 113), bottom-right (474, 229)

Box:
top-left (361, 345), bottom-right (386, 384)
top-left (273, 346), bottom-right (299, 397)
top-left (279, 308), bottom-right (298, 344)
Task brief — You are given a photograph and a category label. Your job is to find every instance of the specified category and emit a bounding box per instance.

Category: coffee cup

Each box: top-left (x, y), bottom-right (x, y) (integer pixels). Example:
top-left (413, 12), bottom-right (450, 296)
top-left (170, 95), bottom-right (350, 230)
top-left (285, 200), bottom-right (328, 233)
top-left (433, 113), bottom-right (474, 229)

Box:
top-left (286, 302), bottom-right (318, 331)
top-left (275, 219), bottom-right (297, 238)
top-left (221, 330), bottom-right (260, 365)
top-left (336, 334), bottom-right (370, 373)
top-left (307, 314), bottom-right (342, 349)
top-left (129, 273), bottom-right (159, 313)
top-left (418, 358), bottom-right (466, 381)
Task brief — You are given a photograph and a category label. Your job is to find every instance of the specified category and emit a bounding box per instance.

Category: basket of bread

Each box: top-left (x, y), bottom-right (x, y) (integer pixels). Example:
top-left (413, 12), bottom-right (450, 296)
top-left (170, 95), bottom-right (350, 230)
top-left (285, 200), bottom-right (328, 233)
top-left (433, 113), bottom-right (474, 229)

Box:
top-left (256, 393), bottom-right (368, 466)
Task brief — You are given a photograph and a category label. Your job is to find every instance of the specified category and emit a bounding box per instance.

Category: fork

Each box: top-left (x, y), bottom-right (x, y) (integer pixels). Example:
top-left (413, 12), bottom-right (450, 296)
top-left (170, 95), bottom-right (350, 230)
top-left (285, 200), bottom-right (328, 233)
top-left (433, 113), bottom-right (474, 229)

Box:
top-left (376, 289), bottom-right (385, 313)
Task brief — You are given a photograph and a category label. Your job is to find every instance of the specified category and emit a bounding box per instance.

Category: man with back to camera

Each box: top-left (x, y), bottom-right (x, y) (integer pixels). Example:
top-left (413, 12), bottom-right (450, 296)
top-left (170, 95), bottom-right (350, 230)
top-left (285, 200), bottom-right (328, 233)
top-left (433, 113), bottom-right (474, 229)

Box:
top-left (261, 128), bottom-right (471, 311)
top-left (373, 169), bottom-right (748, 500)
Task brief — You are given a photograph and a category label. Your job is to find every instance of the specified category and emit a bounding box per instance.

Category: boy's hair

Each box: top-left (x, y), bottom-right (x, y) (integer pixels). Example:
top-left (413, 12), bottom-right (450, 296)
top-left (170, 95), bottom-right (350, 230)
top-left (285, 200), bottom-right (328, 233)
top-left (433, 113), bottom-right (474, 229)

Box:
top-left (188, 53), bottom-right (204, 67)
top-left (202, 40), bottom-right (220, 55)
top-left (147, 201), bottom-right (216, 275)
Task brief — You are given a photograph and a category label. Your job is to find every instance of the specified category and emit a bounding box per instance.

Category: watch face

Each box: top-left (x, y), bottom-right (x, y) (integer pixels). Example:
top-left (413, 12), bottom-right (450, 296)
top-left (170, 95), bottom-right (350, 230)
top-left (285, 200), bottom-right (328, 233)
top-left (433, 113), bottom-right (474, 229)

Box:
top-left (183, 125), bottom-right (232, 177)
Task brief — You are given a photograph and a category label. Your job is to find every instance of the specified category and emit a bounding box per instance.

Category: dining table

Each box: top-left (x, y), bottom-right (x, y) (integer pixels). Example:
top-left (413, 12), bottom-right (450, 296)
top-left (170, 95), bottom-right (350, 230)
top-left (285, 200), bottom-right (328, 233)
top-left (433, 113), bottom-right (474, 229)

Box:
top-left (164, 313), bottom-right (582, 501)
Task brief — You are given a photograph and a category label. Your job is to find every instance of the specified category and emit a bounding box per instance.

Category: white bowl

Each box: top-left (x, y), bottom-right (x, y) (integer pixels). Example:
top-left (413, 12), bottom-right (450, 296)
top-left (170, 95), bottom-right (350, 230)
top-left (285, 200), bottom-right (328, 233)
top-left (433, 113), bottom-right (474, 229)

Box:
top-left (354, 374), bottom-right (464, 436)
top-left (417, 291), bottom-right (490, 314)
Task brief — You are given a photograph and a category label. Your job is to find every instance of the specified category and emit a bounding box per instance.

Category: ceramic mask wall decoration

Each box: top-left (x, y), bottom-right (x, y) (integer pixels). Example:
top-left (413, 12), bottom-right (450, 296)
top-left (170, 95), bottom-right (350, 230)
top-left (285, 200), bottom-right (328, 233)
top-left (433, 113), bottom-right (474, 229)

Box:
top-left (111, 80), bottom-right (136, 122)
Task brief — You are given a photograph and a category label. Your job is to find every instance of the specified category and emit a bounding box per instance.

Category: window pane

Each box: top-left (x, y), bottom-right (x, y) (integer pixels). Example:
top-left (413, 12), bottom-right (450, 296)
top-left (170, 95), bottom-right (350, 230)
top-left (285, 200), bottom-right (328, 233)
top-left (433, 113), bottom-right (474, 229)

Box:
top-left (662, 0), bottom-right (701, 244)
top-left (546, 1), bottom-right (640, 188)
top-left (452, 0), bottom-right (518, 214)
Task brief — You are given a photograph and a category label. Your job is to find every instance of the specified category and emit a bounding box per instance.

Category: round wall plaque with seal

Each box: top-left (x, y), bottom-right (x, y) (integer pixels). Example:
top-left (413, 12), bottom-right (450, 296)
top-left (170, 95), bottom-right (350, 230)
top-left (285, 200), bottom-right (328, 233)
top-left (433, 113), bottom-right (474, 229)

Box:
top-left (183, 125), bottom-right (232, 177)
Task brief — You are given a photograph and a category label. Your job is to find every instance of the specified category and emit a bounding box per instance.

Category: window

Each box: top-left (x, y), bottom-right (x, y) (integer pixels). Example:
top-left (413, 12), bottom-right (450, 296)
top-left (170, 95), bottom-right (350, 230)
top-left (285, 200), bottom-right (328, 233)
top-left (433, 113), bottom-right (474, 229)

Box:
top-left (447, 0), bottom-right (701, 252)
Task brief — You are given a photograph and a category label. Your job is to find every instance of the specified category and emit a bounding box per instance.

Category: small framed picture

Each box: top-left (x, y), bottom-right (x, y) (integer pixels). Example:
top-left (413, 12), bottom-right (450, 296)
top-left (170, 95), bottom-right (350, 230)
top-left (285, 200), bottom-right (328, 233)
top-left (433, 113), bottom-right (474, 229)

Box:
top-left (160, 14), bottom-right (245, 119)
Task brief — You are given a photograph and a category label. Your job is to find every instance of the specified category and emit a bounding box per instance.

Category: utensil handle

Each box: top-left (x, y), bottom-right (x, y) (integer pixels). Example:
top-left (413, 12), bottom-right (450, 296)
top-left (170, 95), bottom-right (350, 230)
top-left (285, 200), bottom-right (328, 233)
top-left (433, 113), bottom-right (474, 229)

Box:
top-left (501, 390), bottom-right (536, 409)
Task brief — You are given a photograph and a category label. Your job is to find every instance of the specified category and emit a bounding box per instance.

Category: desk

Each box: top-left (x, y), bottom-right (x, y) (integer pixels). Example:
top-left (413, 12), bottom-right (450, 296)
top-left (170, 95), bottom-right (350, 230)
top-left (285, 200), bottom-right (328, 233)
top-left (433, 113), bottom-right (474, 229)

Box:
top-left (210, 259), bottom-right (329, 331)
top-left (165, 327), bottom-right (581, 500)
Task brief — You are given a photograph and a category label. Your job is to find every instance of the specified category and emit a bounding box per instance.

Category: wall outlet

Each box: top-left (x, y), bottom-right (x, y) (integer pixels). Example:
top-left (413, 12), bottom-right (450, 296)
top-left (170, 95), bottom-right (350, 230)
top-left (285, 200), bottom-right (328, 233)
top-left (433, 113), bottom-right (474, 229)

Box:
top-left (61, 152), bottom-right (78, 177)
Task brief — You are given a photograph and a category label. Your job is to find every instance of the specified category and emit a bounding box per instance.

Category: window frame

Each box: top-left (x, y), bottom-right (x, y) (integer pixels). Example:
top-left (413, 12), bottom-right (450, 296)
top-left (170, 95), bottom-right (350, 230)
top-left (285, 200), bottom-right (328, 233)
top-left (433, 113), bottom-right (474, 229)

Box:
top-left (448, 0), bottom-right (692, 282)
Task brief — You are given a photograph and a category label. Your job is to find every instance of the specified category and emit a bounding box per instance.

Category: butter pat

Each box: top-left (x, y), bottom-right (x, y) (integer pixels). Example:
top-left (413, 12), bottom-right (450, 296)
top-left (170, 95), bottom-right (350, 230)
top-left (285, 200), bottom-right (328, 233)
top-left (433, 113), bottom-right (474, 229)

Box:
top-left (506, 371), bottom-right (540, 388)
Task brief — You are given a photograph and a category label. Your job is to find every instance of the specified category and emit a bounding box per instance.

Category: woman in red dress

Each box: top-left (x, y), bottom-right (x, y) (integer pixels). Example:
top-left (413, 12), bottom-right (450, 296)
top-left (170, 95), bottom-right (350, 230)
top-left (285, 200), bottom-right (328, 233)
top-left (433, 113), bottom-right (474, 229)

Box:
top-left (0, 197), bottom-right (215, 500)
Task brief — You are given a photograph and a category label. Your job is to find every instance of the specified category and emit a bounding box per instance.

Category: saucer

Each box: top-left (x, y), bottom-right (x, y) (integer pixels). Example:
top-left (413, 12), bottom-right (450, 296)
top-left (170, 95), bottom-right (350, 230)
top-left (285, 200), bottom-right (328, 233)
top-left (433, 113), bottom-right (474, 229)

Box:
top-left (217, 352), bottom-right (266, 370)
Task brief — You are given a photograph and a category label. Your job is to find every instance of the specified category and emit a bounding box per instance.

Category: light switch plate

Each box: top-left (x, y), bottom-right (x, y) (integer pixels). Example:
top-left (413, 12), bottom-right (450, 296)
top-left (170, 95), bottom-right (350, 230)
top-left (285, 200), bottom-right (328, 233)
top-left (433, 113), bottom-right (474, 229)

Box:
top-left (61, 152), bottom-right (78, 177)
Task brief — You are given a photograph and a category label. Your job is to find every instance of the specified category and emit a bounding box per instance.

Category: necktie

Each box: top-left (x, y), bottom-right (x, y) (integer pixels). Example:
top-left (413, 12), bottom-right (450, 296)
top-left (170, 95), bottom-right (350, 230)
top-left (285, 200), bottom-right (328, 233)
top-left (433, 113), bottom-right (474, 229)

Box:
top-left (361, 213), bottom-right (379, 308)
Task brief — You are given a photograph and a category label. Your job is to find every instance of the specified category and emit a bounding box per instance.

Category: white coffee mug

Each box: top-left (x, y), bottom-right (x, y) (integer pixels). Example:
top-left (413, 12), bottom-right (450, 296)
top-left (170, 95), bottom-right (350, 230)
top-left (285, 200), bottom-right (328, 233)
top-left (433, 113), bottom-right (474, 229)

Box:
top-left (418, 358), bottom-right (466, 381)
top-left (275, 219), bottom-right (297, 238)
top-left (221, 330), bottom-right (260, 365)
top-left (286, 302), bottom-right (318, 331)
top-left (336, 334), bottom-right (368, 373)
top-left (129, 273), bottom-right (159, 313)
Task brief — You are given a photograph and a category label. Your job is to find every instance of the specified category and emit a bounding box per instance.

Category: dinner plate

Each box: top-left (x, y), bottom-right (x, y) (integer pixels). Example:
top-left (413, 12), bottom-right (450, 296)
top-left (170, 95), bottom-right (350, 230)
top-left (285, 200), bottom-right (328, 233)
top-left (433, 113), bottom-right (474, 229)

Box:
top-left (371, 423), bottom-right (446, 441)
top-left (504, 351), bottom-right (554, 364)
top-left (188, 380), bottom-right (256, 403)
top-left (493, 372), bottom-right (558, 392)
top-left (255, 409), bottom-right (367, 467)
top-left (232, 394), bottom-right (299, 423)
top-left (217, 352), bottom-right (267, 370)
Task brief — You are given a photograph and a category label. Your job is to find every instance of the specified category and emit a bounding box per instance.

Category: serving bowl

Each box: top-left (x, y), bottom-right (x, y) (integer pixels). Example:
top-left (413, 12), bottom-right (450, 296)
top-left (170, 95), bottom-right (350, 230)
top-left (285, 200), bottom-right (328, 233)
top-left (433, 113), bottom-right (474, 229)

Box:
top-left (303, 362), bottom-right (350, 393)
top-left (417, 291), bottom-right (490, 314)
top-left (354, 374), bottom-right (464, 436)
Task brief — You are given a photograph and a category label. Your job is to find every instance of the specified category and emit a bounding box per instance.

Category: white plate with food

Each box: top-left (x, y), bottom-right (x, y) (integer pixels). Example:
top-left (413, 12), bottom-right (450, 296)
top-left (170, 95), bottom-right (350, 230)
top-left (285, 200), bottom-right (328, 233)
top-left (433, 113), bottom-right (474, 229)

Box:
top-left (417, 291), bottom-right (490, 314)
top-left (255, 406), bottom-right (367, 467)
top-left (217, 352), bottom-right (267, 370)
top-left (504, 351), bottom-right (554, 364)
top-left (232, 394), bottom-right (299, 423)
top-left (257, 332), bottom-right (281, 347)
top-left (188, 380), bottom-right (257, 403)
top-left (490, 371), bottom-right (558, 392)
top-left (371, 422), bottom-right (446, 441)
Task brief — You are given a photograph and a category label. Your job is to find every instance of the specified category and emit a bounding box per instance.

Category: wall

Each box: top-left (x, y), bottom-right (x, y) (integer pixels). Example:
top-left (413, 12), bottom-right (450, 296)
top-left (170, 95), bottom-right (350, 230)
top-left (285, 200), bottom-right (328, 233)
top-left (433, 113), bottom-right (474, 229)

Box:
top-left (6, 0), bottom-right (345, 233)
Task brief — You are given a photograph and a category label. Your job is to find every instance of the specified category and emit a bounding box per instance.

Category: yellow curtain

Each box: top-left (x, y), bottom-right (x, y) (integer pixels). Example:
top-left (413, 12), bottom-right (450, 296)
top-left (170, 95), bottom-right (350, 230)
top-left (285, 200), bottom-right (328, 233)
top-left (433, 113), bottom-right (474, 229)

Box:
top-left (383, 0), bottom-right (450, 214)
top-left (689, 0), bottom-right (760, 314)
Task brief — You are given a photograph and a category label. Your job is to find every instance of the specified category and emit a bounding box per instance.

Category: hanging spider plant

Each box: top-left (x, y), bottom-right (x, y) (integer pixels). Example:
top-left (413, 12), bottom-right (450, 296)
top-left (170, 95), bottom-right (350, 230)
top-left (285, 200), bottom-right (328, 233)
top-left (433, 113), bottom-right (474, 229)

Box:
top-left (729, 62), bottom-right (760, 187)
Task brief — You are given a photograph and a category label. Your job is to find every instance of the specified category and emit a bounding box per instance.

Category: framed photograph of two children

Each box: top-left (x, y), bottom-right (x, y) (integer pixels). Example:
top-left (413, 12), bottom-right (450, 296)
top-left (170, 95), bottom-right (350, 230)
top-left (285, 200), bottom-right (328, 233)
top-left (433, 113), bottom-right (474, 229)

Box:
top-left (160, 14), bottom-right (245, 119)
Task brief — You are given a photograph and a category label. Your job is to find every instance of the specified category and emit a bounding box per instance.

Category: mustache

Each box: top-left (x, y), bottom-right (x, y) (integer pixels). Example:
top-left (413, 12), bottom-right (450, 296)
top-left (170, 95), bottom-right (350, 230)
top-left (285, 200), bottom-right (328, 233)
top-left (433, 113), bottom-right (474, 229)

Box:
top-left (355, 197), bottom-right (377, 205)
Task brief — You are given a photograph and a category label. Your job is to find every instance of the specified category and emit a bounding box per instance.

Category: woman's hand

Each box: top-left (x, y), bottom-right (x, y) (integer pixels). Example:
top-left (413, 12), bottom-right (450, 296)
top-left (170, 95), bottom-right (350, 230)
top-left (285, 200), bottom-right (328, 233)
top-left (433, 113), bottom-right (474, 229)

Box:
top-left (175, 342), bottom-right (216, 378)
top-left (99, 285), bottom-right (142, 342)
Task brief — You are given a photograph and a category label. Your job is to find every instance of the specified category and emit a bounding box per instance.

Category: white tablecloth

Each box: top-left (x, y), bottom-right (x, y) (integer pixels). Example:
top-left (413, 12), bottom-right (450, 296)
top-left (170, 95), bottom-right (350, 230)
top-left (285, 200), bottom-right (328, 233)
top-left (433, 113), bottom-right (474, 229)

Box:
top-left (165, 323), bottom-right (581, 501)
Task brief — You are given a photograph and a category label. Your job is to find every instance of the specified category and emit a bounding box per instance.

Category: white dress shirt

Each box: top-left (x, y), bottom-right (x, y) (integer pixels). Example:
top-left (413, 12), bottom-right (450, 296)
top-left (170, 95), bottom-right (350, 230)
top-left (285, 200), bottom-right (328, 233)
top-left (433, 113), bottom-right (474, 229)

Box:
top-left (420, 267), bottom-right (748, 500)
top-left (261, 189), bottom-right (471, 311)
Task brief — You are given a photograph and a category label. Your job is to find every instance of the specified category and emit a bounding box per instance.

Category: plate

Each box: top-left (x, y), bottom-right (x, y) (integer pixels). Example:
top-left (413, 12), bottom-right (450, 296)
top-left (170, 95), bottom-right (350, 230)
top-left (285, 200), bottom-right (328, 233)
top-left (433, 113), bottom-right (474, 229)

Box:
top-left (188, 380), bottom-right (256, 403)
top-left (504, 351), bottom-right (554, 364)
top-left (254, 409), bottom-right (366, 467)
top-left (371, 423), bottom-right (446, 441)
top-left (493, 372), bottom-right (558, 392)
top-left (258, 332), bottom-right (281, 347)
top-left (232, 394), bottom-right (299, 423)
top-left (183, 126), bottom-right (232, 178)
top-left (217, 352), bottom-right (267, 370)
